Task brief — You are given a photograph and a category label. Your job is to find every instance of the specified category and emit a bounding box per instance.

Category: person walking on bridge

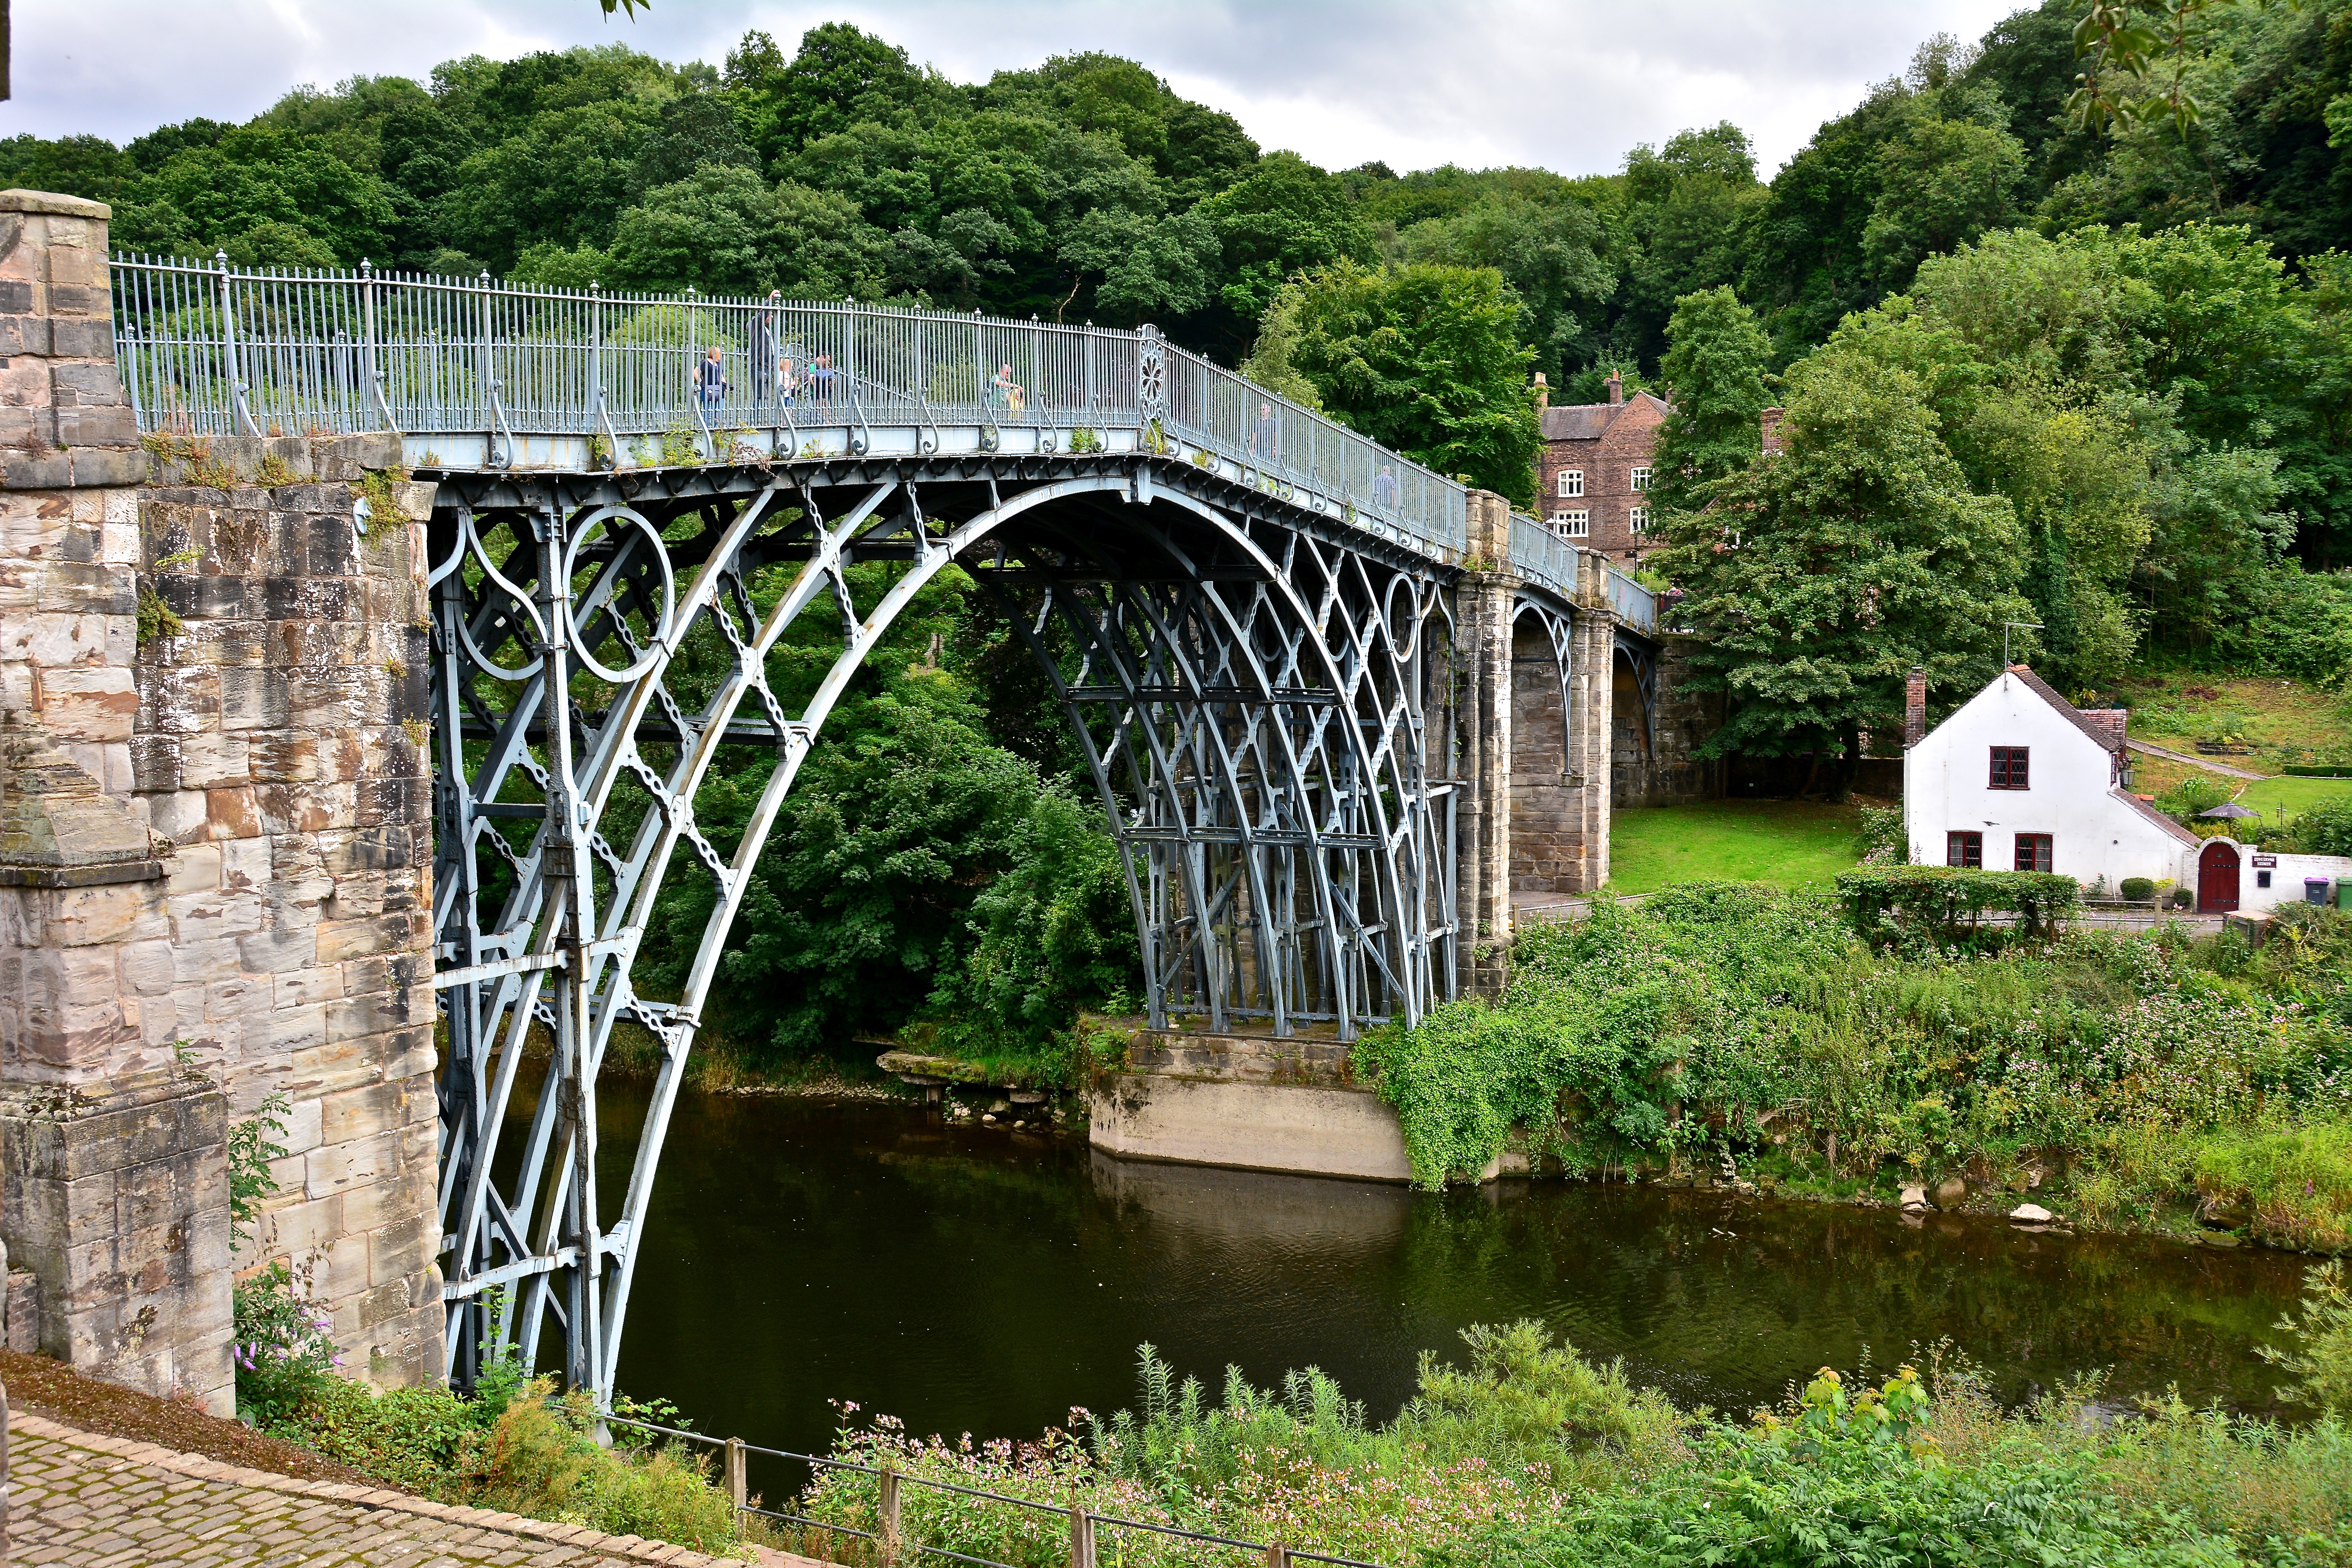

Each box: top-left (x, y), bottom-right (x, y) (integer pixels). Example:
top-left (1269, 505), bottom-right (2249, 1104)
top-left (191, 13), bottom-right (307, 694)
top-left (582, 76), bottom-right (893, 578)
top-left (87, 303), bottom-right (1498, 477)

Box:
top-left (1250, 401), bottom-right (1279, 468)
top-left (750, 292), bottom-right (781, 421)
top-left (1373, 463), bottom-right (1397, 509)
top-left (695, 345), bottom-right (731, 419)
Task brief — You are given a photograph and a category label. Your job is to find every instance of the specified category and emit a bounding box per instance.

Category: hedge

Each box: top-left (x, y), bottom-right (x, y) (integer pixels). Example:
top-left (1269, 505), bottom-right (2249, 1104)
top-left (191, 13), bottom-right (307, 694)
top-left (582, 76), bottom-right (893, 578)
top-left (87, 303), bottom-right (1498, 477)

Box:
top-left (1835, 865), bottom-right (2082, 942)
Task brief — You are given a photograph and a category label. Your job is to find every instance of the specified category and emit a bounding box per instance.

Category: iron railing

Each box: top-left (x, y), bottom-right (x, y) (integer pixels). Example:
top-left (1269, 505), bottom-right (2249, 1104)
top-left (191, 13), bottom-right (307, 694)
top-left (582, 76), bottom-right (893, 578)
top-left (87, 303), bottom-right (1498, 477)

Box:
top-left (598, 1408), bottom-right (1389, 1568)
top-left (109, 250), bottom-right (1657, 627)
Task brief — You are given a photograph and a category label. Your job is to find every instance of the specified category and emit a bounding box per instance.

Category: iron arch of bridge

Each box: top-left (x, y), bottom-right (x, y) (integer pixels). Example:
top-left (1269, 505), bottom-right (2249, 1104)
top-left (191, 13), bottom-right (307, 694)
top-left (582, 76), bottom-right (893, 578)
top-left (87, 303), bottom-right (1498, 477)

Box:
top-left (428, 453), bottom-right (1465, 1402)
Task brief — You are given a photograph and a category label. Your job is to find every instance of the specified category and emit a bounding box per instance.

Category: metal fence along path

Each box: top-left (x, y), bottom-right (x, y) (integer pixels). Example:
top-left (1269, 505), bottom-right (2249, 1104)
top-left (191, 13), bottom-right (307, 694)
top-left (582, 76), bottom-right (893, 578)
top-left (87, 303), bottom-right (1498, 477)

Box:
top-left (108, 251), bottom-right (1656, 631)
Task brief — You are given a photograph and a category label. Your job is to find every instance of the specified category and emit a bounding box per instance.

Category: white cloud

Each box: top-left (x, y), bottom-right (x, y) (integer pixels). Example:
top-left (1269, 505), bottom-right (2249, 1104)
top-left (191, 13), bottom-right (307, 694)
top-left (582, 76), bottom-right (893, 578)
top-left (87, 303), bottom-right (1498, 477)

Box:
top-left (2, 0), bottom-right (2029, 176)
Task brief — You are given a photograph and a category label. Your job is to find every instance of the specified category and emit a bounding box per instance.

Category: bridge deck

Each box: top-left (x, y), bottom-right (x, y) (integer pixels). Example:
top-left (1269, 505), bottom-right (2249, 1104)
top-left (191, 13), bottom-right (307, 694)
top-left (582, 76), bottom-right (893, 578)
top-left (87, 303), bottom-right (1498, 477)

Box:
top-left (110, 253), bottom-right (1657, 633)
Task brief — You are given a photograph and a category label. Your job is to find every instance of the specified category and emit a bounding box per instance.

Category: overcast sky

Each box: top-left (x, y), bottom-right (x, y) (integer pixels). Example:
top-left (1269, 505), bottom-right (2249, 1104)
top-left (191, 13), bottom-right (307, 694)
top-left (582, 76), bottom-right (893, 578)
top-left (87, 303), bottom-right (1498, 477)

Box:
top-left (7, 1), bottom-right (2032, 178)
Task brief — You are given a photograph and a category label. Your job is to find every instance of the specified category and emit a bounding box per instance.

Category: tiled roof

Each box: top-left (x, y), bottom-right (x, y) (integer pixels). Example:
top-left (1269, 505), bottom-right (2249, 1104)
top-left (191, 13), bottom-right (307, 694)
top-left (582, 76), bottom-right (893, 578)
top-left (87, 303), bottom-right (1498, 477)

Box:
top-left (2113, 786), bottom-right (2200, 846)
top-left (1541, 406), bottom-right (1616, 441)
top-left (2006, 664), bottom-right (2127, 757)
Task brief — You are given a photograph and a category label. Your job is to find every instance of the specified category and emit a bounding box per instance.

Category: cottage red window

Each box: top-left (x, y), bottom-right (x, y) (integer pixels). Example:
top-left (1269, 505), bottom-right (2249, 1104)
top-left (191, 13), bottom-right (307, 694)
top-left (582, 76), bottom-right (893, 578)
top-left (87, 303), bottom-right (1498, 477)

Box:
top-left (2014, 833), bottom-right (2053, 872)
top-left (1989, 746), bottom-right (2029, 789)
top-left (1947, 831), bottom-right (1982, 868)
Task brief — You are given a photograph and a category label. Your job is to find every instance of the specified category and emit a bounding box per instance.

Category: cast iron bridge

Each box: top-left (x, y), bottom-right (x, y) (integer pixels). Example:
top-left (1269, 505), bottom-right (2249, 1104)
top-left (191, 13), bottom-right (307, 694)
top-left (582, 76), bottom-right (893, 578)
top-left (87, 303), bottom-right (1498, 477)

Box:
top-left (112, 254), bottom-right (1658, 1407)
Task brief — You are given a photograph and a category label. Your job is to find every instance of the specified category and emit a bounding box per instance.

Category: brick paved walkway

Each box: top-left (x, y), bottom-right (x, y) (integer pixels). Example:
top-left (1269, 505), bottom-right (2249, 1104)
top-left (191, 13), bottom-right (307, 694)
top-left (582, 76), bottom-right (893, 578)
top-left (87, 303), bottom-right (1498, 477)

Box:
top-left (7, 1410), bottom-right (799, 1566)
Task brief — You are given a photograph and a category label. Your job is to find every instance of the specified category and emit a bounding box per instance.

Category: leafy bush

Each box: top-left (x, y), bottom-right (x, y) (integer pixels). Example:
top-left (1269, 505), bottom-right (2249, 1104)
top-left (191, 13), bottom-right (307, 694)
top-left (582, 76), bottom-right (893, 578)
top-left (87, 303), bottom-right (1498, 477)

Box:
top-left (2122, 876), bottom-right (2157, 901)
top-left (231, 1261), bottom-right (339, 1426)
top-left (1836, 864), bottom-right (2081, 943)
top-left (1359, 886), bottom-right (2352, 1192)
top-left (1851, 804), bottom-right (1906, 864)
top-left (799, 1331), bottom-right (2352, 1568)
top-left (2194, 1124), bottom-right (2352, 1252)
top-left (2155, 773), bottom-right (2236, 828)
top-left (2259, 1261), bottom-right (2352, 1415)
top-left (2279, 796), bottom-right (2352, 858)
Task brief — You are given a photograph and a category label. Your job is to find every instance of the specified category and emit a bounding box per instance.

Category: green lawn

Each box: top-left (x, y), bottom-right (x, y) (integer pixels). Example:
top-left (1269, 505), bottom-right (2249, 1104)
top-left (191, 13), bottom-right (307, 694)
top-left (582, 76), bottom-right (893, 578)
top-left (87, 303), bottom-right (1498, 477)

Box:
top-left (1606, 800), bottom-right (1864, 895)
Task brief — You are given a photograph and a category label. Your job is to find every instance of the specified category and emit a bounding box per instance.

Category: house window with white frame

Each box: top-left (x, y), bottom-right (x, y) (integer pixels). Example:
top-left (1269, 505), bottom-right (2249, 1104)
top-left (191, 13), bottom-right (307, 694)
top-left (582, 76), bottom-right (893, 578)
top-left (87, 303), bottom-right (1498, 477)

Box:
top-left (1552, 510), bottom-right (1589, 538)
top-left (1630, 466), bottom-right (1651, 491)
top-left (1557, 468), bottom-right (1583, 499)
top-left (1630, 505), bottom-right (1650, 536)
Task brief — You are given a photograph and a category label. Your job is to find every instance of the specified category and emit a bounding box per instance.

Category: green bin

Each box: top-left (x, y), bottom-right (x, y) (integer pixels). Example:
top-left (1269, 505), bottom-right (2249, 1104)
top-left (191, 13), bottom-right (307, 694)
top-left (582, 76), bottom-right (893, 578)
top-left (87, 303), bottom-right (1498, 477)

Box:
top-left (2338, 877), bottom-right (2352, 910)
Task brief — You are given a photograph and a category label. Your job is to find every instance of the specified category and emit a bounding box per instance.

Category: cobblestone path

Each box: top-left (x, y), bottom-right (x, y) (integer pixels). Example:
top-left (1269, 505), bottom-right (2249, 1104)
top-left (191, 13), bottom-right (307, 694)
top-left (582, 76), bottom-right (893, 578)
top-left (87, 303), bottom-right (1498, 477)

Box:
top-left (7, 1410), bottom-right (777, 1566)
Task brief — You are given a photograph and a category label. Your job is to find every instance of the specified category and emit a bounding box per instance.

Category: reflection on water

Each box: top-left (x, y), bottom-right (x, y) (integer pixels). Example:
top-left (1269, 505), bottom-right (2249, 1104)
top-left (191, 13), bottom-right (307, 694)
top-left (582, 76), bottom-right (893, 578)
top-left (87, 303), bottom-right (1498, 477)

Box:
top-left (602, 1087), bottom-right (2305, 1481)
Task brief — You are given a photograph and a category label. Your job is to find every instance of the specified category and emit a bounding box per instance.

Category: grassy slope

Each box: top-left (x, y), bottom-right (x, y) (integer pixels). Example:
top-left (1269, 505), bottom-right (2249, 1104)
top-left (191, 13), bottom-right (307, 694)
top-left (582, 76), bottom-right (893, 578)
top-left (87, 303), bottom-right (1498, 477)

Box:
top-left (2114, 671), bottom-right (2352, 765)
top-left (1606, 800), bottom-right (1862, 894)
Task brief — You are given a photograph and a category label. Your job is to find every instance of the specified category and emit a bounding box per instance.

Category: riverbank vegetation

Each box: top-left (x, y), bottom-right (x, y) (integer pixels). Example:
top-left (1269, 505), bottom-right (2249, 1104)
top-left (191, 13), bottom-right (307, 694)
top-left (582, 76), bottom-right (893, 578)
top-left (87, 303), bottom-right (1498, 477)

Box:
top-left (1360, 883), bottom-right (2352, 1252)
top-left (230, 1273), bottom-right (761, 1556)
top-left (776, 1308), bottom-right (2352, 1567)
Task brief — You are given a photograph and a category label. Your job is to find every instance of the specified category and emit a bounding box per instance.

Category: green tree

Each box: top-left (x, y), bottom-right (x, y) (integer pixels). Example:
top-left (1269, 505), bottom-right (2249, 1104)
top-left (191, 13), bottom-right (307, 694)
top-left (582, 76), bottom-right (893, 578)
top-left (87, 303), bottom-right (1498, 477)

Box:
top-left (1656, 348), bottom-right (2032, 778)
top-left (1648, 285), bottom-right (1773, 517)
top-left (1197, 152), bottom-right (1376, 335)
top-left (1274, 260), bottom-right (1540, 506)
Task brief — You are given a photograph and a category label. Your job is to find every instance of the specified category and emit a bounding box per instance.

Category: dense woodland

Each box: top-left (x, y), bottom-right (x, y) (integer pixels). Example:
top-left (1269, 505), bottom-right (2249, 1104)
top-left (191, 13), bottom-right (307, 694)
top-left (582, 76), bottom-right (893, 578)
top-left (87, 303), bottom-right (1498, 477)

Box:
top-left (12, 3), bottom-right (2352, 1062)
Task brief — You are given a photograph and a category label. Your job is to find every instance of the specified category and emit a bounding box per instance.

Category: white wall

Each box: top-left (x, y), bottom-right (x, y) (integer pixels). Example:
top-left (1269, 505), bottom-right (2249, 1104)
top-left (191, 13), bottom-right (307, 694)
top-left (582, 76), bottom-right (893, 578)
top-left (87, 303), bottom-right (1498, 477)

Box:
top-left (2189, 840), bottom-right (2352, 913)
top-left (1904, 672), bottom-right (2183, 888)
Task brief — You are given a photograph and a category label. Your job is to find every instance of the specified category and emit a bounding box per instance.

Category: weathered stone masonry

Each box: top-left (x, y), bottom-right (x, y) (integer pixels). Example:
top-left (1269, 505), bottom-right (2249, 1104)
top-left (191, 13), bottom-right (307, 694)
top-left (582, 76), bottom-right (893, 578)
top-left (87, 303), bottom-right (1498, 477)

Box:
top-left (0, 189), bottom-right (442, 1412)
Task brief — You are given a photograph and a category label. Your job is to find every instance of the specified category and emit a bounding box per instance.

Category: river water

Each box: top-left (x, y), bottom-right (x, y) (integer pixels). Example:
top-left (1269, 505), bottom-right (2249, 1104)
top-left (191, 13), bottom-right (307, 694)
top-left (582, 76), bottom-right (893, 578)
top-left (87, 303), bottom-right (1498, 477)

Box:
top-left (601, 1086), bottom-right (2308, 1484)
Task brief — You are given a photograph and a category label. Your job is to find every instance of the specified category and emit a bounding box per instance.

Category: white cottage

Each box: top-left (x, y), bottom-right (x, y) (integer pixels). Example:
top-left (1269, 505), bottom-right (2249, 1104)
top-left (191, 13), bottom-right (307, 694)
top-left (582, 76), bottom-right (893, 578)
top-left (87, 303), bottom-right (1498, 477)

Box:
top-left (1902, 665), bottom-right (2196, 891)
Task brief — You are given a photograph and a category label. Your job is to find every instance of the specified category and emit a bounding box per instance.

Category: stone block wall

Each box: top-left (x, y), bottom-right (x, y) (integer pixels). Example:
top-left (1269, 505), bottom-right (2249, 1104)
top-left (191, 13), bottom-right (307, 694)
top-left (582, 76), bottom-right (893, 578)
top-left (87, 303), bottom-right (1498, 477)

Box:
top-left (1611, 634), bottom-right (1724, 808)
top-left (133, 439), bottom-right (444, 1390)
top-left (0, 189), bottom-right (444, 1409)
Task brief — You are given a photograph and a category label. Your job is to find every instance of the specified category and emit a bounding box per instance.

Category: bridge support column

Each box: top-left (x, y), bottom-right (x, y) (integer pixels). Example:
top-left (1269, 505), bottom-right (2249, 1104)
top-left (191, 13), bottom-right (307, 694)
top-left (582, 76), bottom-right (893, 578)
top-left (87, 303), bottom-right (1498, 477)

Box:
top-left (0, 191), bottom-right (442, 1408)
top-left (1452, 492), bottom-right (1518, 994)
top-left (1564, 553), bottom-right (1617, 890)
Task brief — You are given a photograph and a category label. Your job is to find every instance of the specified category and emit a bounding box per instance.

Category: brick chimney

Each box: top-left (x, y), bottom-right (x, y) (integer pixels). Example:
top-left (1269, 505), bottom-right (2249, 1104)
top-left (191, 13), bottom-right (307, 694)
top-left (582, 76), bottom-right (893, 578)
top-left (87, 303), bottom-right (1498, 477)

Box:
top-left (1904, 667), bottom-right (1927, 748)
top-left (1605, 371), bottom-right (1623, 407)
top-left (1760, 406), bottom-right (1787, 456)
top-left (1532, 371), bottom-right (1548, 410)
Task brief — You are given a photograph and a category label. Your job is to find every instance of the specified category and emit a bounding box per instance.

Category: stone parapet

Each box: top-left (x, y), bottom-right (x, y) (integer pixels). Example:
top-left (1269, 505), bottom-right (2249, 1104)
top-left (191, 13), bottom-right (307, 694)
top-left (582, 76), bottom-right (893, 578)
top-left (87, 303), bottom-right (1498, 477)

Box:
top-left (0, 190), bottom-right (143, 491)
top-left (0, 1065), bottom-right (233, 1412)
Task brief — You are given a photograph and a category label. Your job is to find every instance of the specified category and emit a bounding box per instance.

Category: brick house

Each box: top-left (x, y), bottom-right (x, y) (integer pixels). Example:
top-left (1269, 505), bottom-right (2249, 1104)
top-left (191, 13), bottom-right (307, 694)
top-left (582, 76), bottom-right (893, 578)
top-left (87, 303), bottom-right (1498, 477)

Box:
top-left (1535, 371), bottom-right (1668, 564)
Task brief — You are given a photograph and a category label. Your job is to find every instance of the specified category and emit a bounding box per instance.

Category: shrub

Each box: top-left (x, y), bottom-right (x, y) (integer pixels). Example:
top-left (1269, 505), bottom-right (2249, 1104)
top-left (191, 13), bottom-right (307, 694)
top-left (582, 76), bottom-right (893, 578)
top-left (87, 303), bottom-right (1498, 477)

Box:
top-left (231, 1261), bottom-right (339, 1427)
top-left (2280, 796), bottom-right (2352, 858)
top-left (2194, 1123), bottom-right (2352, 1252)
top-left (2258, 1261), bottom-right (2352, 1414)
top-left (1851, 804), bottom-right (1907, 864)
top-left (2153, 773), bottom-right (2237, 827)
top-left (1836, 864), bottom-right (2081, 943)
top-left (2122, 876), bottom-right (2156, 901)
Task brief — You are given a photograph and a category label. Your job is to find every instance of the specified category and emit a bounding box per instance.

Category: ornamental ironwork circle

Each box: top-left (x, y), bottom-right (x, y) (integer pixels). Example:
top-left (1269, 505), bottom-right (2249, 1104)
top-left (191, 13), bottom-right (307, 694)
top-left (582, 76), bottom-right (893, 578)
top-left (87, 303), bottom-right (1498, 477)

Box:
top-left (560, 504), bottom-right (675, 684)
top-left (1138, 342), bottom-right (1167, 413)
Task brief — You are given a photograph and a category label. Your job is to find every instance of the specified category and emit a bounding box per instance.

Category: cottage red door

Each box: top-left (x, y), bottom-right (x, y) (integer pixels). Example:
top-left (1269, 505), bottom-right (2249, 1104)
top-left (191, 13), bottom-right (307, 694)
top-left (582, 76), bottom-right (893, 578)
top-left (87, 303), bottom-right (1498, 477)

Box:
top-left (2198, 841), bottom-right (2240, 912)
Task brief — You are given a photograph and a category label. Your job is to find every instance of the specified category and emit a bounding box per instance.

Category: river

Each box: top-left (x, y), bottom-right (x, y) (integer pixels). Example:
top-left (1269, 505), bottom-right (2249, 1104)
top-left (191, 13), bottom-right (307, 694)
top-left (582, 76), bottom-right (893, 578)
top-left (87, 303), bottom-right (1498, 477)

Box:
top-left (598, 1085), bottom-right (2307, 1496)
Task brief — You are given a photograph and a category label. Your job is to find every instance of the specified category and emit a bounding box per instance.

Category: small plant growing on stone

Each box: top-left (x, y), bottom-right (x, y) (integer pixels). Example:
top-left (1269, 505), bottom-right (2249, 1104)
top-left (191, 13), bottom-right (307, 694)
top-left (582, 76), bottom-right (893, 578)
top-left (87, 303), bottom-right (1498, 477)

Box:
top-left (136, 582), bottom-right (183, 646)
top-left (799, 439), bottom-right (826, 459)
top-left (358, 466), bottom-right (406, 520)
top-left (1191, 446), bottom-right (1216, 470)
top-left (401, 716), bottom-right (430, 750)
top-left (227, 1090), bottom-right (292, 1252)
top-left (255, 452), bottom-right (300, 487)
top-left (1069, 426), bottom-right (1104, 454)
top-left (658, 419), bottom-right (701, 468)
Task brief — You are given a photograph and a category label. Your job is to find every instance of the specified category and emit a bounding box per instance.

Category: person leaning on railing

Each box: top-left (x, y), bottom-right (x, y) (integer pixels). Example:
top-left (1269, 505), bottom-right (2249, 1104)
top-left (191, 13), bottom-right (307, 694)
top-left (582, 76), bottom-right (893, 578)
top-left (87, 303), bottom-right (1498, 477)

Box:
top-left (1373, 463), bottom-right (1397, 509)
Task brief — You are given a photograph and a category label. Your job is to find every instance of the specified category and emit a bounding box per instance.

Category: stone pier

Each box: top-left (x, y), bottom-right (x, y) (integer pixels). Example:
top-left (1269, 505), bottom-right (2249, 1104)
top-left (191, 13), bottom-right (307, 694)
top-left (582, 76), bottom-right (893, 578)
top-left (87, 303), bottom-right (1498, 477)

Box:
top-left (0, 189), bottom-right (443, 1412)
